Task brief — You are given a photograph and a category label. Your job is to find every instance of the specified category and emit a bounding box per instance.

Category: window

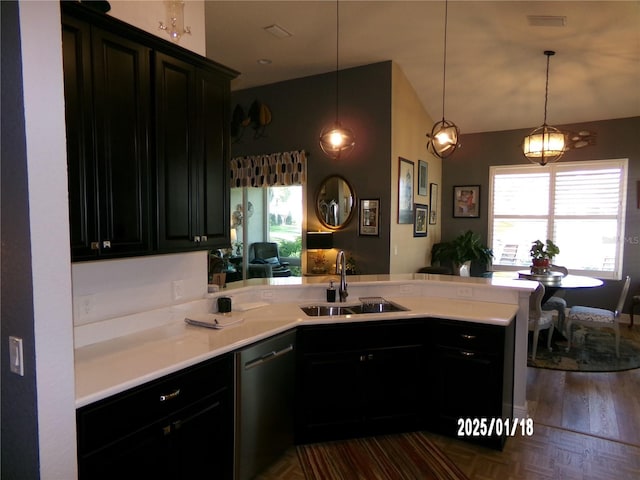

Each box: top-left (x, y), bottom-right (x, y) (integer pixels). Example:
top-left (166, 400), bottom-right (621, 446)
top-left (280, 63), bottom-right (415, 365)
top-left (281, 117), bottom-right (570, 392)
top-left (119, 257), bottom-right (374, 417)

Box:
top-left (488, 159), bottom-right (628, 279)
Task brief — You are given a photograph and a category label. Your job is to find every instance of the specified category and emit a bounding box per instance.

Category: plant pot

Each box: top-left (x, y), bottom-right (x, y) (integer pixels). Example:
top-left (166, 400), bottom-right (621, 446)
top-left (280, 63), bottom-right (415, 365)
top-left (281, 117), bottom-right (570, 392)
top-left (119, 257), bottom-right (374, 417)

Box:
top-left (531, 258), bottom-right (550, 275)
top-left (458, 261), bottom-right (472, 277)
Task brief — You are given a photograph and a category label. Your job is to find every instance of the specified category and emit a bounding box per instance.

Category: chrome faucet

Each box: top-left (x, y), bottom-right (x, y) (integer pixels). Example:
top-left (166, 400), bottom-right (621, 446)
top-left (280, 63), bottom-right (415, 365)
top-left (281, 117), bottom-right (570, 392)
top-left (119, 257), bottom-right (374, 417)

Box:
top-left (335, 250), bottom-right (348, 302)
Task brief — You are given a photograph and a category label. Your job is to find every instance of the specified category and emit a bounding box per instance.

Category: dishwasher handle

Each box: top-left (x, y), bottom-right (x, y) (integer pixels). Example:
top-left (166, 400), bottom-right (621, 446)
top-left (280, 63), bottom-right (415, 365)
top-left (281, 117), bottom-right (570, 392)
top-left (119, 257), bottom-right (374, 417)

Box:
top-left (244, 344), bottom-right (294, 370)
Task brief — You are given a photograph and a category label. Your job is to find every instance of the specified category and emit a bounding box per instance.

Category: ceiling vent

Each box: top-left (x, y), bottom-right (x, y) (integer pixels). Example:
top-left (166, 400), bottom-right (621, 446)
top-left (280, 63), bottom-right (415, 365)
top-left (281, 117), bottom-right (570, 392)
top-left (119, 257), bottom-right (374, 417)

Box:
top-left (263, 24), bottom-right (293, 39)
top-left (527, 15), bottom-right (567, 27)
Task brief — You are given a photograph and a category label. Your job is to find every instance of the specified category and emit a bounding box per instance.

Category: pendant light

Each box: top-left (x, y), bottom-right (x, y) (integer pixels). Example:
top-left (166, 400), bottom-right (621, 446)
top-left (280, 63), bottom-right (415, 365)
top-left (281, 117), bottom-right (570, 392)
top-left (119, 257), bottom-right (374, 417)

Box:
top-left (319, 0), bottom-right (355, 160)
top-left (426, 0), bottom-right (460, 159)
top-left (523, 50), bottom-right (565, 166)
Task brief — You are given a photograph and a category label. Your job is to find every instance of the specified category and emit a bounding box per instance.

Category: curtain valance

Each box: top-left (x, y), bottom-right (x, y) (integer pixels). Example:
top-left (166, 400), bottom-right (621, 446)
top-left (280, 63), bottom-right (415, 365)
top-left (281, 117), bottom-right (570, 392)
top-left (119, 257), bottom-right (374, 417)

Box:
top-left (231, 150), bottom-right (307, 187)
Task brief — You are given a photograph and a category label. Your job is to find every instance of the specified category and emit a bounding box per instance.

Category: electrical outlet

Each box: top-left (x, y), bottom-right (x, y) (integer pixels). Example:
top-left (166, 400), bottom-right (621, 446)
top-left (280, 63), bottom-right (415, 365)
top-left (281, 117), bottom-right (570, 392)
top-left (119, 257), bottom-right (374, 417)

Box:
top-left (172, 280), bottom-right (184, 301)
top-left (456, 287), bottom-right (473, 298)
top-left (81, 295), bottom-right (94, 316)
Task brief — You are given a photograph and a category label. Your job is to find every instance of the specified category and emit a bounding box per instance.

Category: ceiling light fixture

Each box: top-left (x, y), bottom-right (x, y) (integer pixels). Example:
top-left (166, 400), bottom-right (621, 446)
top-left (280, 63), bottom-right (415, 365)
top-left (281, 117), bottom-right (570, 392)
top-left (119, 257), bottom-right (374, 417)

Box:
top-left (158, 1), bottom-right (191, 43)
top-left (426, 0), bottom-right (460, 159)
top-left (319, 0), bottom-right (355, 160)
top-left (523, 50), bottom-right (565, 166)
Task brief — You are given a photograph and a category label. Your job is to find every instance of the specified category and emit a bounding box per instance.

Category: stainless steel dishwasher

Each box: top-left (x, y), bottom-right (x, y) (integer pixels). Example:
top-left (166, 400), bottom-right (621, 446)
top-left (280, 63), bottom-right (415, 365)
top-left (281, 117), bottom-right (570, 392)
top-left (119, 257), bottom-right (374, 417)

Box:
top-left (234, 330), bottom-right (296, 480)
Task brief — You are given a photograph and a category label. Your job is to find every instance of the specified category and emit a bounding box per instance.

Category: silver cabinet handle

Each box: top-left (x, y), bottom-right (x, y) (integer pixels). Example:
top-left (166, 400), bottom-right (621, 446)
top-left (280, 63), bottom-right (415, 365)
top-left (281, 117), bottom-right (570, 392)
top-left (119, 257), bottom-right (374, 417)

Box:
top-left (460, 334), bottom-right (476, 340)
top-left (194, 235), bottom-right (201, 243)
top-left (460, 351), bottom-right (475, 357)
top-left (102, 240), bottom-right (111, 249)
top-left (159, 388), bottom-right (181, 402)
top-left (201, 235), bottom-right (207, 242)
top-left (91, 242), bottom-right (100, 250)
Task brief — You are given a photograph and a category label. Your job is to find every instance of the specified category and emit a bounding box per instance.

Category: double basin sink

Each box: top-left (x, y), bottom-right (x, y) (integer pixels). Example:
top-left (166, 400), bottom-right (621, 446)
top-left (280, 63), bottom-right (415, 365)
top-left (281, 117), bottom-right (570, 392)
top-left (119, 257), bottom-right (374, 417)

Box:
top-left (300, 297), bottom-right (408, 317)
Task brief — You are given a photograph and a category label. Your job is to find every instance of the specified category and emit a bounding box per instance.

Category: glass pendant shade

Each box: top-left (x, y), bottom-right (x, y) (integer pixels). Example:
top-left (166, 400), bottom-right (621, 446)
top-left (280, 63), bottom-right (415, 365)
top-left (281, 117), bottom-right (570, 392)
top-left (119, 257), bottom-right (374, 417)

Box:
top-left (319, 122), bottom-right (355, 159)
top-left (427, 118), bottom-right (460, 159)
top-left (523, 124), bottom-right (565, 165)
top-left (523, 50), bottom-right (564, 166)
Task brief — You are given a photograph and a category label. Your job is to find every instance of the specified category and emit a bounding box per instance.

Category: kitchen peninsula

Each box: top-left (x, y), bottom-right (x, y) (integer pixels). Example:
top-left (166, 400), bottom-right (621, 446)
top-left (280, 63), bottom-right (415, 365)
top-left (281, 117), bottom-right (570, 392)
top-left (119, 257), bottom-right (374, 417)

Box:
top-left (75, 274), bottom-right (535, 410)
top-left (74, 272), bottom-right (536, 477)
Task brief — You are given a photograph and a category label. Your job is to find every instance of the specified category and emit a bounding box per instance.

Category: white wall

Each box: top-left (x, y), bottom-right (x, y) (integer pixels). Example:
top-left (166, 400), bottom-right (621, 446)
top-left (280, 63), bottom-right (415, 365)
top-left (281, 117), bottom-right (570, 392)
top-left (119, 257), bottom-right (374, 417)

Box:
top-left (19, 2), bottom-right (77, 478)
top-left (108, 0), bottom-right (206, 56)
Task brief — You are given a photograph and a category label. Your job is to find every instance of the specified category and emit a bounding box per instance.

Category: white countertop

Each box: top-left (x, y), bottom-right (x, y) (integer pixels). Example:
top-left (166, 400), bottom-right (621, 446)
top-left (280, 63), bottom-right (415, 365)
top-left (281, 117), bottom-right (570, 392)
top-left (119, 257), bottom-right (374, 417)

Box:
top-left (74, 293), bottom-right (520, 408)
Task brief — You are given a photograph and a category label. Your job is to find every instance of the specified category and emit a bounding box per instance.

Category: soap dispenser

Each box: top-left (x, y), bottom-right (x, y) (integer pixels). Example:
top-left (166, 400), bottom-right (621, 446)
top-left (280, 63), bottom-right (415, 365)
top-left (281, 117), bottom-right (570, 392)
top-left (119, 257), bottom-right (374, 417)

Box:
top-left (326, 280), bottom-right (336, 302)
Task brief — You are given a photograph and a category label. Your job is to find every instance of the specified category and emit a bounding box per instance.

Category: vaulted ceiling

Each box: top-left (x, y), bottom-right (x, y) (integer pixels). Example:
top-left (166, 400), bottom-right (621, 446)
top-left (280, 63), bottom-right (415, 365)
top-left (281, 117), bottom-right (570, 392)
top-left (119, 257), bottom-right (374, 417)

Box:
top-left (204, 1), bottom-right (639, 134)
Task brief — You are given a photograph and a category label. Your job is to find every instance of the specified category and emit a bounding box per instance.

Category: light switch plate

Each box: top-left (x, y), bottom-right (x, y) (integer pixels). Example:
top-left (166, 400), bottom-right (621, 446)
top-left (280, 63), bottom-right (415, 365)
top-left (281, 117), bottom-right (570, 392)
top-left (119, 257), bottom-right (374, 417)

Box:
top-left (9, 336), bottom-right (24, 376)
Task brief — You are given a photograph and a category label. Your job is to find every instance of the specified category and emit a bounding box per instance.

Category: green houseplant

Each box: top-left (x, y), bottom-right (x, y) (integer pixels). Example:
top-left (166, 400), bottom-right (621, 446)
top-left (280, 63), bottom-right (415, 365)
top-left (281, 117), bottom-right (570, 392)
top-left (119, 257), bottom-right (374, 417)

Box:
top-left (432, 230), bottom-right (494, 276)
top-left (529, 239), bottom-right (560, 274)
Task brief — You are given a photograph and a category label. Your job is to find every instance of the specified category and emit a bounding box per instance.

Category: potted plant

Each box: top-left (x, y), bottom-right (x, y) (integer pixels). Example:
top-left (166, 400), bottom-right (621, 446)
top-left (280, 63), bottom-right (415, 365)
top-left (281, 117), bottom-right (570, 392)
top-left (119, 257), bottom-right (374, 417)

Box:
top-left (432, 230), bottom-right (494, 276)
top-left (529, 239), bottom-right (560, 274)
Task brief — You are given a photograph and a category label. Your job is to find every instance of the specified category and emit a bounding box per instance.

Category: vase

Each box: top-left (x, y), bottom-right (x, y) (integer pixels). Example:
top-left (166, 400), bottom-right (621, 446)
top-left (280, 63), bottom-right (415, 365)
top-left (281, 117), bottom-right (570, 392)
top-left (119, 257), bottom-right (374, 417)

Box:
top-left (458, 261), bottom-right (471, 277)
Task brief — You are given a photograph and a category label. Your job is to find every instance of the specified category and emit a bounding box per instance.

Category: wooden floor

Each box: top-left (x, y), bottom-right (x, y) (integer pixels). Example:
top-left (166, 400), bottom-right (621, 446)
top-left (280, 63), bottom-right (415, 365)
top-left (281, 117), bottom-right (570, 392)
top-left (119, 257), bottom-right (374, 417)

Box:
top-left (256, 341), bottom-right (640, 479)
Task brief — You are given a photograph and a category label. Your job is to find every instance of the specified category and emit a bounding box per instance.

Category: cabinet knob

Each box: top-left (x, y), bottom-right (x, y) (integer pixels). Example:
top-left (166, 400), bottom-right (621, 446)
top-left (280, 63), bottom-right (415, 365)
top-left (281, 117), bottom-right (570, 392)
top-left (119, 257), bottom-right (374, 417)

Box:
top-left (102, 240), bottom-right (111, 249)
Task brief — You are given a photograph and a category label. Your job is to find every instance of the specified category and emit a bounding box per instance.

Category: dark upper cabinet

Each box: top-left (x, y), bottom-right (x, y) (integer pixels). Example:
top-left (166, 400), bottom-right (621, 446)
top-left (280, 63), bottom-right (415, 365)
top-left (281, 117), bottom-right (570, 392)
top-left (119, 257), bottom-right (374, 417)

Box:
top-left (62, 15), bottom-right (153, 260)
top-left (61, 2), bottom-right (236, 261)
top-left (155, 53), bottom-right (230, 251)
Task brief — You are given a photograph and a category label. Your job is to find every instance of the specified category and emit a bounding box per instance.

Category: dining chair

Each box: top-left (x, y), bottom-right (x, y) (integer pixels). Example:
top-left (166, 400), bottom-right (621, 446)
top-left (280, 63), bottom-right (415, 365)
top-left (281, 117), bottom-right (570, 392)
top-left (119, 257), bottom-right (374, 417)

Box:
top-left (529, 282), bottom-right (556, 360)
top-left (565, 275), bottom-right (631, 358)
top-left (630, 291), bottom-right (639, 328)
top-left (542, 264), bottom-right (569, 329)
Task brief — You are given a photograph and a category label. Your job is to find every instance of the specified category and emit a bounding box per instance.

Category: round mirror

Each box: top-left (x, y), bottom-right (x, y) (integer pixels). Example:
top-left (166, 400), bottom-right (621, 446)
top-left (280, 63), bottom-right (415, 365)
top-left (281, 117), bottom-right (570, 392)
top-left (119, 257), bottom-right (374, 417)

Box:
top-left (315, 175), bottom-right (356, 230)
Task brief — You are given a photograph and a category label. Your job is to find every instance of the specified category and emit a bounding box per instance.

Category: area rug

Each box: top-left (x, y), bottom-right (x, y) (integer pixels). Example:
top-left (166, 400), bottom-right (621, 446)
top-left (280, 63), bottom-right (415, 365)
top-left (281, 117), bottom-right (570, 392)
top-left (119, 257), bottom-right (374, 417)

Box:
top-left (297, 431), bottom-right (469, 480)
top-left (528, 326), bottom-right (640, 372)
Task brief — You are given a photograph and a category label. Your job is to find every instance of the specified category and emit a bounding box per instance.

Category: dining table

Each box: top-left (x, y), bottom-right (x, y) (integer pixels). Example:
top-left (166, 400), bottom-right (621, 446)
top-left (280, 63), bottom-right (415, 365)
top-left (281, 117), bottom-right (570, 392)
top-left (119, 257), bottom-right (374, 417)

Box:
top-left (494, 269), bottom-right (604, 336)
top-left (494, 270), bottom-right (604, 303)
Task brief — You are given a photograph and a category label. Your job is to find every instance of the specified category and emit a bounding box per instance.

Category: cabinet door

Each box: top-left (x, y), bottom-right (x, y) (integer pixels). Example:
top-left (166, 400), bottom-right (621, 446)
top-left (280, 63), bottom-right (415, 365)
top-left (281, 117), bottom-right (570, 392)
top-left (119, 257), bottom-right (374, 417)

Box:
top-left (195, 67), bottom-right (230, 248)
top-left (62, 18), bottom-right (153, 260)
top-left (297, 351), bottom-right (365, 442)
top-left (156, 54), bottom-right (230, 251)
top-left (170, 393), bottom-right (233, 479)
top-left (62, 17), bottom-right (98, 259)
top-left (78, 393), bottom-right (231, 480)
top-left (156, 52), bottom-right (200, 251)
top-left (365, 344), bottom-right (425, 433)
top-left (91, 27), bottom-right (153, 258)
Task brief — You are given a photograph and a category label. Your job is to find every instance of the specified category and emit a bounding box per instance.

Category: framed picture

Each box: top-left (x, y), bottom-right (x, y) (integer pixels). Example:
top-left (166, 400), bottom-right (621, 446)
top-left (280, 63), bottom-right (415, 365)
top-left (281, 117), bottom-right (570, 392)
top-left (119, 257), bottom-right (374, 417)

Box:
top-left (398, 157), bottom-right (414, 224)
top-left (418, 160), bottom-right (428, 196)
top-left (453, 185), bottom-right (480, 218)
top-left (429, 183), bottom-right (438, 224)
top-left (359, 198), bottom-right (380, 236)
top-left (413, 203), bottom-right (428, 237)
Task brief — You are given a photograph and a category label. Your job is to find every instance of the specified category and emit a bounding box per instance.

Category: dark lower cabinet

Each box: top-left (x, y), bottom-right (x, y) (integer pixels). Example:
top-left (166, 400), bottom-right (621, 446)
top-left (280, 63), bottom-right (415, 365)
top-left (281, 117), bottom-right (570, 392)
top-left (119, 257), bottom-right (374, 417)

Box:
top-left (295, 317), bottom-right (515, 450)
top-left (295, 320), bottom-right (425, 443)
top-left (426, 318), bottom-right (515, 450)
top-left (76, 355), bottom-right (233, 480)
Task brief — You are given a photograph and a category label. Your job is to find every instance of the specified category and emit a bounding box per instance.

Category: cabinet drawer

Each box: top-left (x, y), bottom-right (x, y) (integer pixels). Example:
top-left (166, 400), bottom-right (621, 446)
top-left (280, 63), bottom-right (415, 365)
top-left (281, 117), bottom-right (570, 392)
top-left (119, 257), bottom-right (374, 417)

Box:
top-left (299, 320), bottom-right (425, 354)
top-left (77, 354), bottom-right (232, 454)
top-left (432, 319), bottom-right (504, 353)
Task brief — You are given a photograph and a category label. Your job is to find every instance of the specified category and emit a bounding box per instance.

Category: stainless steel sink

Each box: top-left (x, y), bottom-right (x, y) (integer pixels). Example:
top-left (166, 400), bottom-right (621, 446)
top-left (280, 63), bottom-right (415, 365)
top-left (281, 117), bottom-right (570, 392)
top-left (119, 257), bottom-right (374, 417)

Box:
top-left (300, 300), bottom-right (408, 317)
top-left (299, 305), bottom-right (359, 316)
